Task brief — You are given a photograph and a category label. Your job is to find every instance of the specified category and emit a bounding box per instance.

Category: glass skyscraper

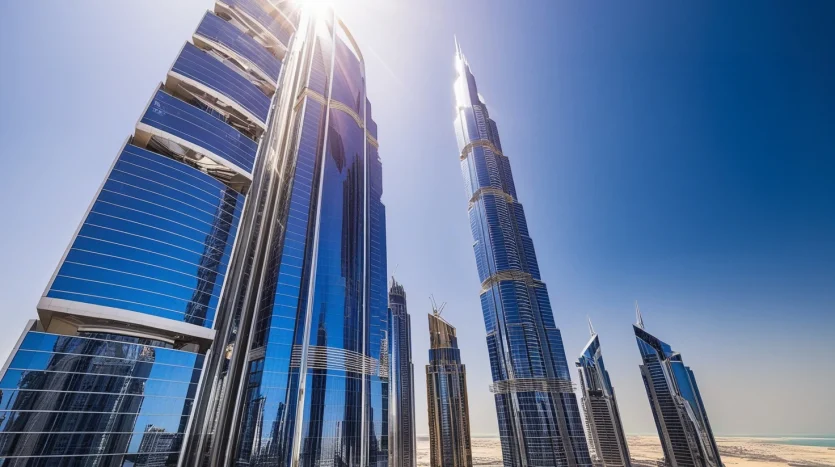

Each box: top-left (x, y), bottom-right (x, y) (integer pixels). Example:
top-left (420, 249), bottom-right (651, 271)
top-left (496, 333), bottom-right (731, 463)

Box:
top-left (452, 40), bottom-right (591, 466)
top-left (389, 280), bottom-right (416, 467)
top-left (426, 311), bottom-right (472, 467)
top-left (0, 2), bottom-right (389, 466)
top-left (633, 307), bottom-right (722, 467)
top-left (576, 320), bottom-right (631, 467)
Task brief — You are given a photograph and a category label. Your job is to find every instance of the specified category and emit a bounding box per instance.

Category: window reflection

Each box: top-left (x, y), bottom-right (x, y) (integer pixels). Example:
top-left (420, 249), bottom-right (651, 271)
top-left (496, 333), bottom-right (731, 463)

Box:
top-left (0, 332), bottom-right (202, 462)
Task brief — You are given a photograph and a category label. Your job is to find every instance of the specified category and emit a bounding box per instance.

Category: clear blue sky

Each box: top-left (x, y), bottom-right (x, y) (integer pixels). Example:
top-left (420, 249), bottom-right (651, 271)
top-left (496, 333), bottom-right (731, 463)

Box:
top-left (1, 0), bottom-right (833, 436)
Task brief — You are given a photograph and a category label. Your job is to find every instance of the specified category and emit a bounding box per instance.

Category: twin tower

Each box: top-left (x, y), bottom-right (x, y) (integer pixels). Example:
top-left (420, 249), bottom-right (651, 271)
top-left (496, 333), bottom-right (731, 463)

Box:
top-left (0, 2), bottom-right (720, 467)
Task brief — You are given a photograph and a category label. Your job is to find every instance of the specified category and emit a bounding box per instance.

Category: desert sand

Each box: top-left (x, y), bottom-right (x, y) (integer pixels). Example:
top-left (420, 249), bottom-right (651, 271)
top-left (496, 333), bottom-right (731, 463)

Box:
top-left (415, 435), bottom-right (835, 467)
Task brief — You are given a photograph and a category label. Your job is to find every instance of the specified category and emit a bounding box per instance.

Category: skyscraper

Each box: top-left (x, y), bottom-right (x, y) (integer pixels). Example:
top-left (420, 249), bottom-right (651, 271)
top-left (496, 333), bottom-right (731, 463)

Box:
top-left (426, 309), bottom-right (472, 467)
top-left (389, 280), bottom-right (416, 467)
top-left (576, 319), bottom-right (631, 467)
top-left (452, 39), bottom-right (592, 466)
top-left (633, 305), bottom-right (722, 467)
top-left (182, 4), bottom-right (390, 467)
top-left (0, 2), bottom-right (390, 466)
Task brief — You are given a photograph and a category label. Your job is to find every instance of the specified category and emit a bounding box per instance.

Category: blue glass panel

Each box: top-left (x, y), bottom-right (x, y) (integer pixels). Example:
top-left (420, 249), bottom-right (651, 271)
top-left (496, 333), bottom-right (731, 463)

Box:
top-left (0, 332), bottom-right (201, 462)
top-left (173, 42), bottom-right (270, 123)
top-left (140, 89), bottom-right (257, 174)
top-left (226, 0), bottom-right (293, 47)
top-left (46, 145), bottom-right (244, 328)
top-left (196, 11), bottom-right (281, 82)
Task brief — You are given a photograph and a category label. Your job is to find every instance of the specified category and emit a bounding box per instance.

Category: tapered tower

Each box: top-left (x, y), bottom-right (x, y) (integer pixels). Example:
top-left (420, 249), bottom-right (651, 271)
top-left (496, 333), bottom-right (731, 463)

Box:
top-left (576, 319), bottom-right (632, 466)
top-left (634, 305), bottom-right (722, 467)
top-left (452, 39), bottom-right (591, 466)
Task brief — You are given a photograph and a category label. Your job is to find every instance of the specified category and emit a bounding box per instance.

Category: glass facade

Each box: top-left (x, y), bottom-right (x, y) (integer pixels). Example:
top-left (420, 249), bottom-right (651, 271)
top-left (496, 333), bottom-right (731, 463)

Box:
top-left (194, 11), bottom-right (282, 83)
top-left (425, 313), bottom-right (472, 467)
top-left (389, 280), bottom-right (416, 467)
top-left (0, 330), bottom-right (202, 465)
top-left (576, 326), bottom-right (631, 467)
top-left (172, 42), bottom-right (271, 124)
top-left (181, 7), bottom-right (390, 467)
top-left (452, 42), bottom-right (591, 466)
top-left (634, 314), bottom-right (722, 467)
top-left (139, 89), bottom-right (258, 175)
top-left (1, 0), bottom-right (288, 465)
top-left (46, 145), bottom-right (244, 329)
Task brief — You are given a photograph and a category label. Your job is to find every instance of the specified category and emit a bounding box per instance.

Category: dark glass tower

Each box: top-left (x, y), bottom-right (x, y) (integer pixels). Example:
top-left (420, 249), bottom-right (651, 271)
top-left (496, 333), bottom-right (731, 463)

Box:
top-left (633, 306), bottom-right (722, 467)
top-left (576, 319), bottom-right (631, 467)
top-left (452, 40), bottom-right (591, 466)
top-left (389, 280), bottom-right (416, 467)
top-left (426, 310), bottom-right (472, 467)
top-left (1, 2), bottom-right (389, 466)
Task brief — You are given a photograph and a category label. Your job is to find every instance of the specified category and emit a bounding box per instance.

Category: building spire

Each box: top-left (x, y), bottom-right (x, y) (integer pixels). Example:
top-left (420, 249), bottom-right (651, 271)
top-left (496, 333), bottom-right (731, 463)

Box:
top-left (587, 315), bottom-right (596, 337)
top-left (635, 300), bottom-right (644, 329)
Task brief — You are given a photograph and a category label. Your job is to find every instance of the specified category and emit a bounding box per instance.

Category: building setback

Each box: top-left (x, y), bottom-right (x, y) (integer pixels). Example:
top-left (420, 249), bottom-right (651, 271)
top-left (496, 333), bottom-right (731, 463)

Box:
top-left (451, 39), bottom-right (591, 466)
top-left (0, 1), bottom-right (390, 466)
top-left (576, 319), bottom-right (632, 467)
top-left (634, 306), bottom-right (722, 467)
top-left (426, 310), bottom-right (473, 467)
top-left (389, 280), bottom-right (417, 467)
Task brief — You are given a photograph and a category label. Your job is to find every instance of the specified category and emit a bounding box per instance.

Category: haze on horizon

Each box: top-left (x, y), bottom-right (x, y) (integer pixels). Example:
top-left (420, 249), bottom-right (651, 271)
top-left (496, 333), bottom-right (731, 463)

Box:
top-left (0, 0), bottom-right (832, 437)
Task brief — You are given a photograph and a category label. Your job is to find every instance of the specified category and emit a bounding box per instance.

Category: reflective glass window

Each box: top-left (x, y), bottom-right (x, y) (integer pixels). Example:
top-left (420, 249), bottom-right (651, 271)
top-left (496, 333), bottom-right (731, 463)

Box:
top-left (46, 145), bottom-right (244, 328)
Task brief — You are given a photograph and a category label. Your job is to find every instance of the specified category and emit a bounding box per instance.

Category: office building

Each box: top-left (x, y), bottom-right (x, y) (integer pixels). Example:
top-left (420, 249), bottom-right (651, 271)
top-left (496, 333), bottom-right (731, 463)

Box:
top-left (426, 309), bottom-right (472, 467)
top-left (389, 280), bottom-right (416, 467)
top-left (634, 306), bottom-right (722, 467)
top-left (451, 39), bottom-right (591, 466)
top-left (0, 1), bottom-right (390, 466)
top-left (576, 319), bottom-right (631, 467)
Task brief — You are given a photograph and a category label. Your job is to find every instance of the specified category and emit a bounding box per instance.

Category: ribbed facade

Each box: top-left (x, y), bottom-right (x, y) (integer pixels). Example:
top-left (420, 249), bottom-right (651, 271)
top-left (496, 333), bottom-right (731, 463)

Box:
top-left (182, 4), bottom-right (390, 467)
top-left (576, 327), bottom-right (631, 467)
top-left (389, 281), bottom-right (416, 467)
top-left (634, 313), bottom-right (721, 467)
top-left (1, 1), bottom-right (390, 466)
top-left (452, 41), bottom-right (591, 467)
top-left (426, 313), bottom-right (472, 467)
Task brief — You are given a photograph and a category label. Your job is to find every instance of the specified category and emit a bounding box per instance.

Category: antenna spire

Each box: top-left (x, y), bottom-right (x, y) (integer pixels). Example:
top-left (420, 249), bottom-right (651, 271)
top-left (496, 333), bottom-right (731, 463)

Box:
top-left (635, 300), bottom-right (644, 329)
top-left (587, 315), bottom-right (596, 336)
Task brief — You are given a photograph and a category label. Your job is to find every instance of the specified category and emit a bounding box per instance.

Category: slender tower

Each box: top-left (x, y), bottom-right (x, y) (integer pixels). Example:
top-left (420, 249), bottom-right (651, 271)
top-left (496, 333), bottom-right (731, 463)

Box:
top-left (426, 305), bottom-right (473, 467)
top-left (186, 5), bottom-right (390, 466)
top-left (633, 304), bottom-right (722, 467)
top-left (452, 39), bottom-right (591, 466)
top-left (576, 319), bottom-right (632, 467)
top-left (389, 279), bottom-right (417, 467)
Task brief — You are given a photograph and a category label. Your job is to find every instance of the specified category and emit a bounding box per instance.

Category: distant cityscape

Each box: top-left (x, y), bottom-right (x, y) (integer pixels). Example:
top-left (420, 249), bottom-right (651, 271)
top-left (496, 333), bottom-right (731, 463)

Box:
top-left (0, 1), bottom-right (766, 467)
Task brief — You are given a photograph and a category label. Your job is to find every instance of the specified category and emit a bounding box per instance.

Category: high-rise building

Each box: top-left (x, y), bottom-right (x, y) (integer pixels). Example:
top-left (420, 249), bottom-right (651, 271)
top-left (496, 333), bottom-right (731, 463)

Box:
top-left (389, 280), bottom-right (416, 467)
top-left (451, 39), bottom-right (591, 466)
top-left (633, 305), bottom-right (722, 467)
top-left (576, 319), bottom-right (631, 467)
top-left (426, 309), bottom-right (472, 467)
top-left (182, 4), bottom-right (390, 467)
top-left (0, 2), bottom-right (390, 466)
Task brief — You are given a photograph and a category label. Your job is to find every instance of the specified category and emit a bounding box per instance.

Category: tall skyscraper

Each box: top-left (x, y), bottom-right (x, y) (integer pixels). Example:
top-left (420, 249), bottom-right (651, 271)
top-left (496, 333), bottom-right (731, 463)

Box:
top-left (452, 39), bottom-right (591, 466)
top-left (389, 280), bottom-right (416, 467)
top-left (426, 308), bottom-right (472, 467)
top-left (0, 2), bottom-right (390, 466)
top-left (182, 4), bottom-right (390, 467)
top-left (576, 319), bottom-right (631, 467)
top-left (633, 305), bottom-right (722, 467)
